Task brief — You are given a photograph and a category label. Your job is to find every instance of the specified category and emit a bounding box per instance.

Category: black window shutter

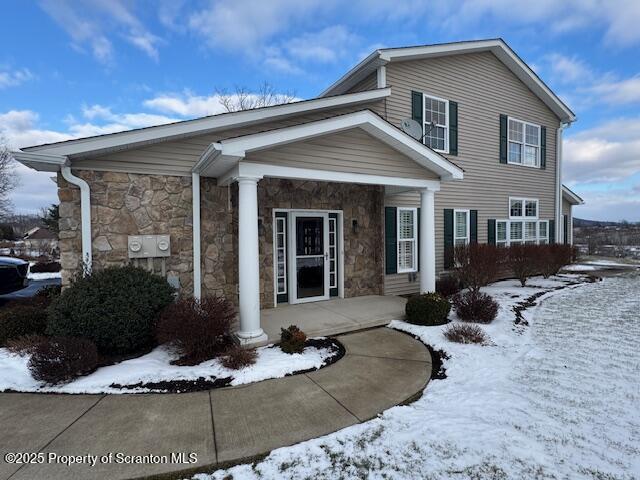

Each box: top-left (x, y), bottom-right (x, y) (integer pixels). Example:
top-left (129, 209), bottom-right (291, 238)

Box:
top-left (499, 114), bottom-right (508, 164)
top-left (449, 101), bottom-right (458, 155)
top-left (488, 219), bottom-right (496, 245)
top-left (470, 210), bottom-right (478, 243)
top-left (411, 91), bottom-right (423, 134)
top-left (417, 207), bottom-right (421, 271)
top-left (444, 209), bottom-right (454, 269)
top-left (563, 215), bottom-right (568, 245)
top-left (540, 126), bottom-right (547, 169)
top-left (385, 207), bottom-right (397, 274)
top-left (549, 219), bottom-right (555, 244)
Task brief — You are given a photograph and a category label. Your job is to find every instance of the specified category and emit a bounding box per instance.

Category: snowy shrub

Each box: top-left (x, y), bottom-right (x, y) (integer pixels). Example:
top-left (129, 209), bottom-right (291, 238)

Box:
top-left (0, 304), bottom-right (48, 346)
top-left (405, 292), bottom-right (451, 326)
top-left (5, 334), bottom-right (48, 356)
top-left (506, 244), bottom-right (538, 286)
top-left (280, 325), bottom-right (307, 354)
top-left (452, 290), bottom-right (499, 323)
top-left (453, 243), bottom-right (504, 292)
top-left (221, 346), bottom-right (257, 370)
top-left (30, 261), bottom-right (61, 273)
top-left (156, 296), bottom-right (236, 365)
top-left (47, 266), bottom-right (174, 356)
top-left (443, 323), bottom-right (488, 344)
top-left (436, 275), bottom-right (462, 298)
top-left (28, 336), bottom-right (99, 385)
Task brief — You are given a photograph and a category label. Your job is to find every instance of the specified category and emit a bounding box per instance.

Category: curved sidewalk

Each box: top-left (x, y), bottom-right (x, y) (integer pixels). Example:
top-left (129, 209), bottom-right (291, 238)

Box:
top-left (0, 327), bottom-right (432, 480)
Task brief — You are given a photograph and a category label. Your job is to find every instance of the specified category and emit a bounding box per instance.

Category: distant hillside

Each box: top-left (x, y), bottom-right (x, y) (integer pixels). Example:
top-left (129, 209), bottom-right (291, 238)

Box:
top-left (574, 218), bottom-right (622, 227)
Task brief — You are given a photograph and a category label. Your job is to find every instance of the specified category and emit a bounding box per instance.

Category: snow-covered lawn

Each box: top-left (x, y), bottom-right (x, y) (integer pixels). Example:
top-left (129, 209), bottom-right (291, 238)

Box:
top-left (200, 274), bottom-right (640, 479)
top-left (27, 271), bottom-right (62, 280)
top-left (0, 341), bottom-right (340, 394)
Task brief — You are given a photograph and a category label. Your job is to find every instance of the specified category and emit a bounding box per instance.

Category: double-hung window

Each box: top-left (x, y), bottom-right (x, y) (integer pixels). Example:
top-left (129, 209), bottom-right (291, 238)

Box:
top-left (454, 209), bottom-right (470, 246)
top-left (423, 94), bottom-right (449, 153)
top-left (508, 118), bottom-right (541, 167)
top-left (496, 197), bottom-right (549, 246)
top-left (397, 208), bottom-right (417, 273)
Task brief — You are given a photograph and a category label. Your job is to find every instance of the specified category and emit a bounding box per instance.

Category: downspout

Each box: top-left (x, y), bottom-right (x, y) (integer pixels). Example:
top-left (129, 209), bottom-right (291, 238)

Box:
top-left (61, 164), bottom-right (92, 274)
top-left (192, 172), bottom-right (201, 300)
top-left (555, 123), bottom-right (568, 243)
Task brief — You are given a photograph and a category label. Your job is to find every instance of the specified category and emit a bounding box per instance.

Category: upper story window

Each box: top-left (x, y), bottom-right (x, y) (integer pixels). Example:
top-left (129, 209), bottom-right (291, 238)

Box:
top-left (508, 117), bottom-right (541, 168)
top-left (424, 94), bottom-right (449, 153)
top-left (397, 208), bottom-right (417, 273)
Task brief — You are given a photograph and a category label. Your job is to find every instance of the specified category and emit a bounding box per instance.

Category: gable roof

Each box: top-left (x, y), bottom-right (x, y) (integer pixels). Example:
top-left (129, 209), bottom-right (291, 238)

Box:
top-left (17, 88), bottom-right (390, 159)
top-left (321, 38), bottom-right (576, 123)
top-left (195, 110), bottom-right (463, 182)
top-left (562, 185), bottom-right (585, 205)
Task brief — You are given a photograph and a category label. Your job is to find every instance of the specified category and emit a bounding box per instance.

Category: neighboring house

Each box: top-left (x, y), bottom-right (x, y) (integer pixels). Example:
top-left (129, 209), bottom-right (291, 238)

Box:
top-left (561, 185), bottom-right (584, 245)
top-left (13, 39), bottom-right (581, 345)
top-left (23, 226), bottom-right (58, 256)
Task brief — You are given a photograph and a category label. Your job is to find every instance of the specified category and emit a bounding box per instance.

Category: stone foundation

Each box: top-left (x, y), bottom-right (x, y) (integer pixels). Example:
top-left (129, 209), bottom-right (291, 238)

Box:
top-left (58, 173), bottom-right (385, 308)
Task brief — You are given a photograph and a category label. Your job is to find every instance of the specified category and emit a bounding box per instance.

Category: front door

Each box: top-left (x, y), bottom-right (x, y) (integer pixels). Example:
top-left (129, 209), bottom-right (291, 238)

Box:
top-left (289, 212), bottom-right (330, 304)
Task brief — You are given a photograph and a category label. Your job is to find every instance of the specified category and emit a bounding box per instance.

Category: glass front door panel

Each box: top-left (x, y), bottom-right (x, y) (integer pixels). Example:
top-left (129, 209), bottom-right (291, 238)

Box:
top-left (295, 217), bottom-right (324, 299)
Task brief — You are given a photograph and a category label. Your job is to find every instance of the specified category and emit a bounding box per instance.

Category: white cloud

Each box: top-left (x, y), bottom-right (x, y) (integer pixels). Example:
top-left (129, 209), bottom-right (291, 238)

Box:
top-left (39, 0), bottom-right (162, 63)
top-left (0, 69), bottom-right (34, 89)
top-left (587, 76), bottom-right (640, 105)
top-left (143, 92), bottom-right (228, 117)
top-left (564, 118), bottom-right (640, 184)
top-left (286, 26), bottom-right (360, 63)
top-left (544, 53), bottom-right (594, 85)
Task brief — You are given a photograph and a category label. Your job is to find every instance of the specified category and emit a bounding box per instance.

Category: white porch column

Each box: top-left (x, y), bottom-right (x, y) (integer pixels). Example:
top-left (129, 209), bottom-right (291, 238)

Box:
top-left (419, 188), bottom-right (436, 293)
top-left (236, 176), bottom-right (267, 344)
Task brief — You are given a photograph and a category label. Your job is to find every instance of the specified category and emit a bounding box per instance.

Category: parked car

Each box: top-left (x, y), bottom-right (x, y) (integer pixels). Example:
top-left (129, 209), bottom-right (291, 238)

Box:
top-left (0, 257), bottom-right (29, 294)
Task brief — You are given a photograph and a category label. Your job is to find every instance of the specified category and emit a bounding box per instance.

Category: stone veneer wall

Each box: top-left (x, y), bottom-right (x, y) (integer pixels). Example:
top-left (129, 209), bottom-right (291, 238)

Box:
top-left (58, 173), bottom-right (384, 309)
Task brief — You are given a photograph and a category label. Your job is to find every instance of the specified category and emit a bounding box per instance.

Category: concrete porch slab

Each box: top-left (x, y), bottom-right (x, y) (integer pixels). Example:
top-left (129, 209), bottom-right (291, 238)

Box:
top-left (262, 295), bottom-right (407, 342)
top-left (211, 374), bottom-right (359, 463)
top-left (339, 328), bottom-right (431, 362)
top-left (12, 392), bottom-right (215, 480)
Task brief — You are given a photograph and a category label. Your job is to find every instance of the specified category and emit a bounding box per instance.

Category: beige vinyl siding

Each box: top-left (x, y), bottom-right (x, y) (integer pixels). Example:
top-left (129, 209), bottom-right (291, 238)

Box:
top-left (71, 103), bottom-right (385, 176)
top-left (562, 197), bottom-right (573, 244)
top-left (349, 73), bottom-right (377, 93)
top-left (244, 128), bottom-right (438, 180)
top-left (380, 51), bottom-right (561, 293)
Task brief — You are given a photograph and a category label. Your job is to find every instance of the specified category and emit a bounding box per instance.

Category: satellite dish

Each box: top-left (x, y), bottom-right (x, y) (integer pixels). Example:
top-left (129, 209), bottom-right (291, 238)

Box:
top-left (400, 118), bottom-right (423, 140)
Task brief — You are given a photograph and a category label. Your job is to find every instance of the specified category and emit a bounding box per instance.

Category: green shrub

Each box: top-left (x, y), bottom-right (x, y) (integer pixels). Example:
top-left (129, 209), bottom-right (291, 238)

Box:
top-left (35, 284), bottom-right (62, 301)
top-left (28, 337), bottom-right (98, 385)
top-left (47, 266), bottom-right (174, 356)
top-left (156, 296), bottom-right (236, 365)
top-left (0, 304), bottom-right (48, 346)
top-left (280, 325), bottom-right (306, 354)
top-left (405, 292), bottom-right (451, 326)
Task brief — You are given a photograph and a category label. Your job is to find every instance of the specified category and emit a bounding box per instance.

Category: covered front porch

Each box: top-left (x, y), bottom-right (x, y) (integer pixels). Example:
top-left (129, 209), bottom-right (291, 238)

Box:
top-left (261, 294), bottom-right (408, 342)
top-left (191, 110), bottom-right (464, 344)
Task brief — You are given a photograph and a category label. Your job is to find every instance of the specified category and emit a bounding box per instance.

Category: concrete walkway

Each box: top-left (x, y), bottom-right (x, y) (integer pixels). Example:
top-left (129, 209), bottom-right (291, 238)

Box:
top-left (0, 327), bottom-right (431, 480)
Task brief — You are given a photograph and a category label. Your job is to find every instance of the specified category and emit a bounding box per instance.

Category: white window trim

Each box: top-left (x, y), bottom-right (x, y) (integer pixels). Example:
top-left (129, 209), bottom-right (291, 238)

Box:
top-left (496, 219), bottom-right (550, 246)
top-left (397, 207), bottom-right (418, 273)
top-left (423, 93), bottom-right (449, 154)
top-left (509, 197), bottom-right (539, 220)
top-left (454, 209), bottom-right (470, 245)
top-left (507, 116), bottom-right (541, 168)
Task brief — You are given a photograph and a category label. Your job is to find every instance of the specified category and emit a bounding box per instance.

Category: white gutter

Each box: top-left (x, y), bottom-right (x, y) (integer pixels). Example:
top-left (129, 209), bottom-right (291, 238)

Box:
top-left (191, 171), bottom-right (201, 300)
top-left (555, 123), bottom-right (569, 243)
top-left (60, 164), bottom-right (92, 274)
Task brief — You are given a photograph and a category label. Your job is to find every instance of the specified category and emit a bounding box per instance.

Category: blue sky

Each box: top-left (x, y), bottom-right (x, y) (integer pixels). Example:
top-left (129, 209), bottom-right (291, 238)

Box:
top-left (2, 0), bottom-right (640, 221)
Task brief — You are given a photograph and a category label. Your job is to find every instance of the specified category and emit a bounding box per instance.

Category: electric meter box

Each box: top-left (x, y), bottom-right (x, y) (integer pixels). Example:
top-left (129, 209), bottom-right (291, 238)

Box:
top-left (128, 234), bottom-right (170, 258)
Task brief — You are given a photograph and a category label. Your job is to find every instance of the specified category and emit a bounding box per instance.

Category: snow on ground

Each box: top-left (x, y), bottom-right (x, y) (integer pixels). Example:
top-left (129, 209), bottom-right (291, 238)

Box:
top-left (0, 341), bottom-right (338, 394)
top-left (563, 264), bottom-right (598, 271)
top-left (27, 271), bottom-right (62, 280)
top-left (199, 274), bottom-right (640, 480)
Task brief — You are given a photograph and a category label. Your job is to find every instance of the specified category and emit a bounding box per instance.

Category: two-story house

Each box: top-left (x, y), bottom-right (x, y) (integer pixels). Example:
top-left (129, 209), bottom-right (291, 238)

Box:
top-left (13, 39), bottom-right (580, 345)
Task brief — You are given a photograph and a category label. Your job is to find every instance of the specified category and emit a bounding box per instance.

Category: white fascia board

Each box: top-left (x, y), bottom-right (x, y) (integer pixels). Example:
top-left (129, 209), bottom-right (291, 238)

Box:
top-left (220, 162), bottom-right (441, 191)
top-left (322, 39), bottom-right (575, 123)
top-left (11, 151), bottom-right (67, 172)
top-left (204, 110), bottom-right (463, 181)
top-left (562, 185), bottom-right (585, 205)
top-left (22, 88), bottom-right (391, 158)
